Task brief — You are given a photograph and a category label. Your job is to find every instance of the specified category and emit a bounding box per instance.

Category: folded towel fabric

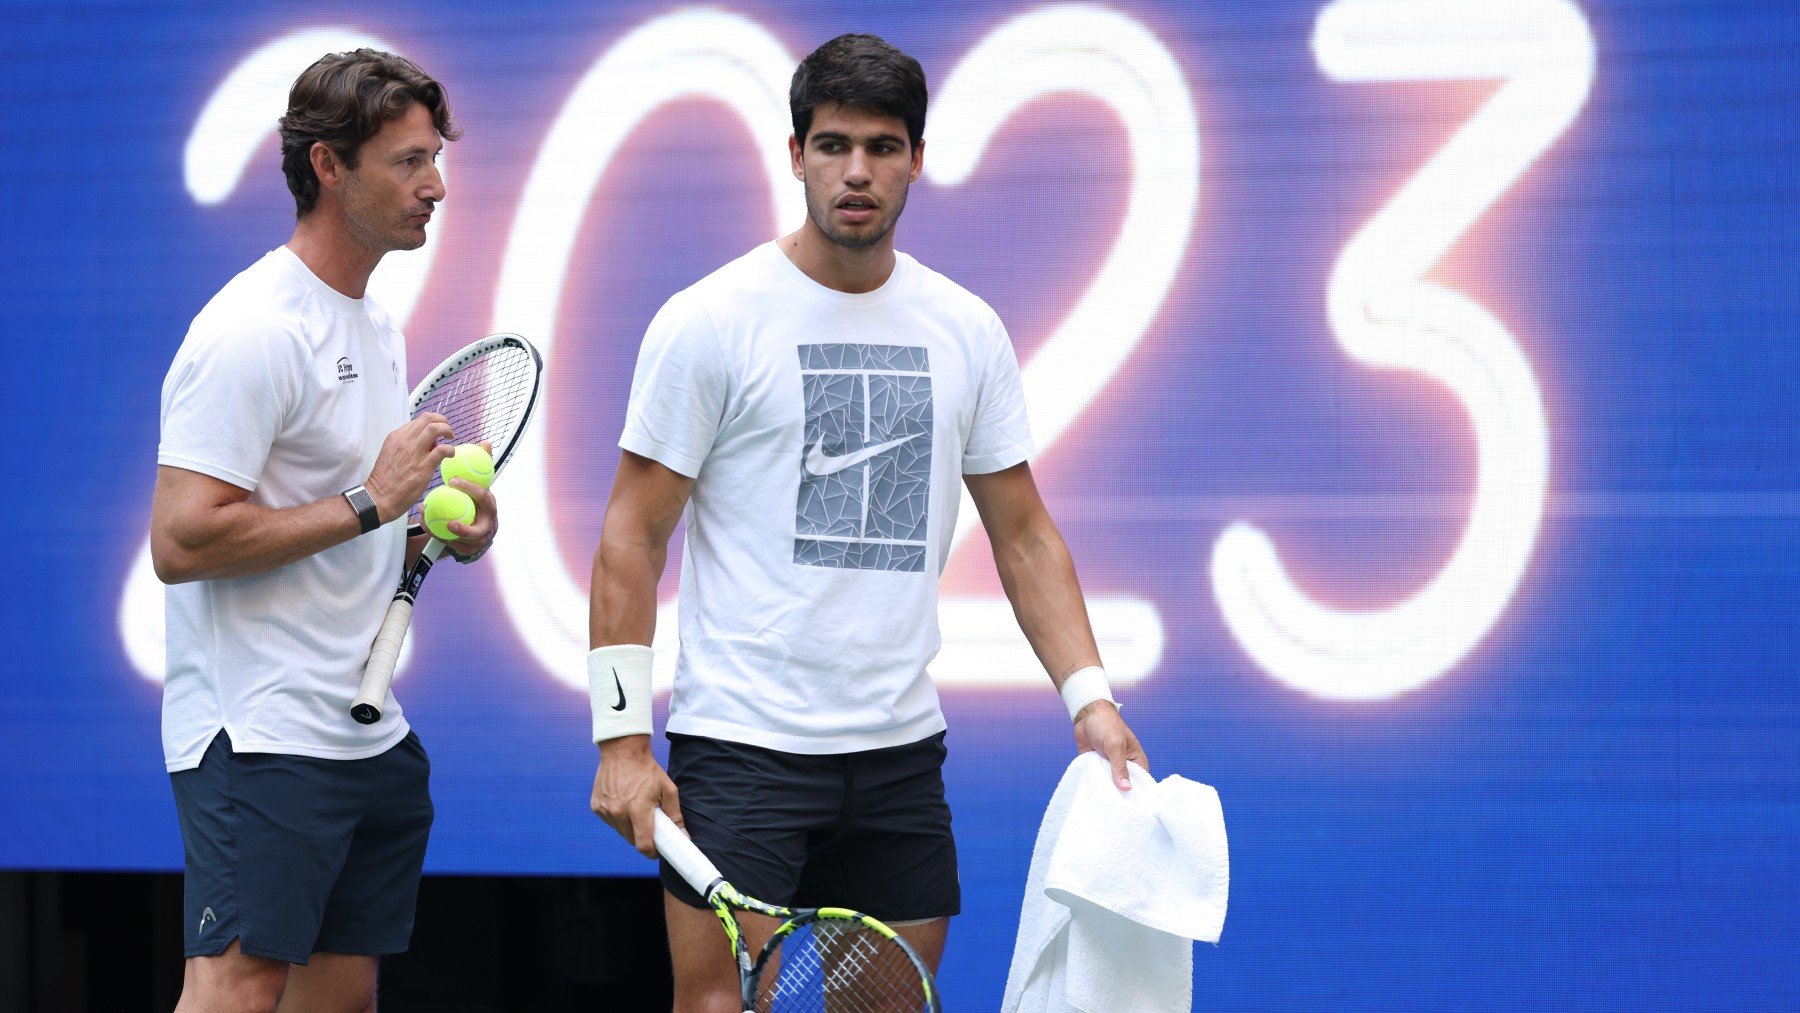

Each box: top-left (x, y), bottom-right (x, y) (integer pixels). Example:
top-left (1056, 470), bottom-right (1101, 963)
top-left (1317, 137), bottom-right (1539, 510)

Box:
top-left (1001, 752), bottom-right (1229, 1013)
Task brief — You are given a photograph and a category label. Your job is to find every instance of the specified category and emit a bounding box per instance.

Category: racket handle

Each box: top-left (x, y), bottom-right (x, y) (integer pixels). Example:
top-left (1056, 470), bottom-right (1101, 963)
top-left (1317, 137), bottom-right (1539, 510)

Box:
top-left (352, 597), bottom-right (415, 724)
top-left (351, 539), bottom-right (447, 724)
top-left (653, 809), bottom-right (725, 900)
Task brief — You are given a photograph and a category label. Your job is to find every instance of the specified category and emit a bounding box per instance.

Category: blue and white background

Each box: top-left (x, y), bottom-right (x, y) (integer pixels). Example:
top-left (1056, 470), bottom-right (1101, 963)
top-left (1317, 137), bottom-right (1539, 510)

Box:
top-left (7, 0), bottom-right (1798, 1006)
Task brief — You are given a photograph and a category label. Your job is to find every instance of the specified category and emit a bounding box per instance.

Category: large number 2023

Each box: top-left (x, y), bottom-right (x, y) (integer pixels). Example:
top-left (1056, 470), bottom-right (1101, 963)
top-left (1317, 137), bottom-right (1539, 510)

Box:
top-left (120, 2), bottom-right (1591, 705)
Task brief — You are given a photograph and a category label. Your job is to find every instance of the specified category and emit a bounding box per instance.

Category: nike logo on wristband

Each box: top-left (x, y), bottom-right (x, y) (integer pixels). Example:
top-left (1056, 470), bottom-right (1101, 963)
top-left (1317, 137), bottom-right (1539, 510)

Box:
top-left (803, 433), bottom-right (923, 476)
top-left (610, 668), bottom-right (627, 711)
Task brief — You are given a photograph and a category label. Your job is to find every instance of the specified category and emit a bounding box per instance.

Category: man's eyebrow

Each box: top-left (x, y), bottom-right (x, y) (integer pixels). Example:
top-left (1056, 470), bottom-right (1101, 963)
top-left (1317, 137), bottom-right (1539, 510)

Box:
top-left (810, 130), bottom-right (907, 146)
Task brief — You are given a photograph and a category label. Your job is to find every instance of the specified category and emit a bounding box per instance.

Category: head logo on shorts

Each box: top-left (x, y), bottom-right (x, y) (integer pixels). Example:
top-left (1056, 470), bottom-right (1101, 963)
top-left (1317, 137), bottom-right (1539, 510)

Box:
top-left (795, 344), bottom-right (933, 572)
top-left (198, 906), bottom-right (217, 934)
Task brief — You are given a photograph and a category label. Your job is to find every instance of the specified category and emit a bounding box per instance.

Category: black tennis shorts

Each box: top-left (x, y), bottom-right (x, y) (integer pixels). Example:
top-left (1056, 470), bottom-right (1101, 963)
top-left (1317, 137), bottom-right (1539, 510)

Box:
top-left (170, 729), bottom-right (434, 964)
top-left (662, 730), bottom-right (960, 922)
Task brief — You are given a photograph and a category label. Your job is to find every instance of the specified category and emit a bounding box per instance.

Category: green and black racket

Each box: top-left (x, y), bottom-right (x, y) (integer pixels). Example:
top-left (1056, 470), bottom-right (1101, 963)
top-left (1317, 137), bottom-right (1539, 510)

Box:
top-left (653, 809), bottom-right (942, 1012)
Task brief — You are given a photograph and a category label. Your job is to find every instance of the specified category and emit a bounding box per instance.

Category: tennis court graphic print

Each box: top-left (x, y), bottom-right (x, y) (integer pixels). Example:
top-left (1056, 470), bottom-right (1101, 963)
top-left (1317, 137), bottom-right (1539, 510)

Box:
top-left (795, 344), bottom-right (933, 572)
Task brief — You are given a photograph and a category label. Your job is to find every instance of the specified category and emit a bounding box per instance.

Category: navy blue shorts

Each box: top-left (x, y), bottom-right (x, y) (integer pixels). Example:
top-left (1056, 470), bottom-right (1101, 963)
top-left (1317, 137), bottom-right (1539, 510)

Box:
top-left (661, 731), bottom-right (960, 922)
top-left (170, 729), bottom-right (434, 964)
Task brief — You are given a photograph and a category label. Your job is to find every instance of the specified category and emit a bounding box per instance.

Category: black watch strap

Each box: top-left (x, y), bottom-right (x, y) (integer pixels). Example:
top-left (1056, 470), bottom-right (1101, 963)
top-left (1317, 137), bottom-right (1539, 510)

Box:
top-left (343, 485), bottom-right (381, 535)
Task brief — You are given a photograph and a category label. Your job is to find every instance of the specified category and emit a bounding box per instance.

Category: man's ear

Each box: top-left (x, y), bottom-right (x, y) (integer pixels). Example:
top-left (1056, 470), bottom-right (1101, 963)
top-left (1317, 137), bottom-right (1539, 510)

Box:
top-left (789, 133), bottom-right (805, 181)
top-left (311, 141), bottom-right (345, 192)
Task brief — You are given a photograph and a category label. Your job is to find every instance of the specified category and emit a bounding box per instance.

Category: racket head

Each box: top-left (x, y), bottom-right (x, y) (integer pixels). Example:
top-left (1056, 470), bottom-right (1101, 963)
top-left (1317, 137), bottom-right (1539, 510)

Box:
top-left (751, 908), bottom-right (941, 1012)
top-left (401, 332), bottom-right (543, 535)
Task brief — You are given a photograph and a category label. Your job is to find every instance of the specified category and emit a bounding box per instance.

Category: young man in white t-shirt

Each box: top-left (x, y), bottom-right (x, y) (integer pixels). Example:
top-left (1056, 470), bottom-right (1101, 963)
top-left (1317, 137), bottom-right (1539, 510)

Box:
top-left (585, 34), bottom-right (1149, 1006)
top-left (151, 50), bottom-right (495, 1012)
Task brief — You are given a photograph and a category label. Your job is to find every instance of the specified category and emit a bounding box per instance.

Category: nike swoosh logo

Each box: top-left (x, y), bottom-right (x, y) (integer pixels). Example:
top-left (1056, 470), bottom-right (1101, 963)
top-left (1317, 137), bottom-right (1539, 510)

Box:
top-left (610, 668), bottom-right (627, 712)
top-left (804, 433), bottom-right (923, 477)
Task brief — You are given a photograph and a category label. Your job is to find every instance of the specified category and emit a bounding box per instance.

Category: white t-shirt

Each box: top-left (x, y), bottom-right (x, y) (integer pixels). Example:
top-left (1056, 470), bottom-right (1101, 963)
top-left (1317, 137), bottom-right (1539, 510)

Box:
top-left (158, 247), bottom-right (411, 771)
top-left (621, 242), bottom-right (1034, 753)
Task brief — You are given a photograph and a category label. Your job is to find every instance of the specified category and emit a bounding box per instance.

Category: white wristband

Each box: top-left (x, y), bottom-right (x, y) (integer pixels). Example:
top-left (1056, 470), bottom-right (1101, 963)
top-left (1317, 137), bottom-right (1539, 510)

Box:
top-left (1060, 666), bottom-right (1116, 722)
top-left (589, 645), bottom-right (654, 743)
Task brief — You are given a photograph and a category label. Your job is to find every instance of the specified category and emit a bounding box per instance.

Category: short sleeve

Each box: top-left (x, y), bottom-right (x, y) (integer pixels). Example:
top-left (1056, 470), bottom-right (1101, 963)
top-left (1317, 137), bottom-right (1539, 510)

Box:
top-left (158, 323), bottom-right (305, 492)
top-left (619, 292), bottom-right (731, 478)
top-left (962, 316), bottom-right (1035, 474)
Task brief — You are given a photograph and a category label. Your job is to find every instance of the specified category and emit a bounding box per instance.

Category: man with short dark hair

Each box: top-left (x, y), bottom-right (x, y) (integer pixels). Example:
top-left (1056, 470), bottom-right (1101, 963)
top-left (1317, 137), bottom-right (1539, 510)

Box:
top-left (151, 49), bottom-right (492, 1011)
top-left (586, 33), bottom-right (1147, 1007)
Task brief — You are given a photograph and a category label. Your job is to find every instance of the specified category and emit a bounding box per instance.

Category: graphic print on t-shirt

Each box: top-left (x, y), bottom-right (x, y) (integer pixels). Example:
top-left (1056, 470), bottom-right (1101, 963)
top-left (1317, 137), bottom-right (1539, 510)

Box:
top-left (795, 344), bottom-right (933, 572)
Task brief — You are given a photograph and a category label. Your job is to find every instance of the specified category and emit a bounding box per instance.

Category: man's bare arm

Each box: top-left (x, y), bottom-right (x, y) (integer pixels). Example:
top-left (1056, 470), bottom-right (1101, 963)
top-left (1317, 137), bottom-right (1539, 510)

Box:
top-left (588, 450), bottom-right (695, 856)
top-left (966, 462), bottom-right (1149, 788)
top-left (589, 451), bottom-right (694, 648)
top-left (152, 466), bottom-right (368, 583)
top-left (151, 412), bottom-right (453, 584)
top-left (964, 462), bottom-right (1102, 684)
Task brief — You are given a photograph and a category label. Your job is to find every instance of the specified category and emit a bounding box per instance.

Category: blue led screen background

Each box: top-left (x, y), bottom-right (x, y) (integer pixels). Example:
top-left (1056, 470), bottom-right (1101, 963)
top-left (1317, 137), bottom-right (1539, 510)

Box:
top-left (6, 1), bottom-right (1797, 1006)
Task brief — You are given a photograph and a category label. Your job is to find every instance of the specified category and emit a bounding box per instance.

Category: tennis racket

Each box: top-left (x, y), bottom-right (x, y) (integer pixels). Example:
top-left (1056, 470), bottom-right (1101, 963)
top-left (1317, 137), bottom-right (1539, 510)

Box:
top-left (349, 332), bottom-right (543, 724)
top-left (653, 809), bottom-right (942, 1012)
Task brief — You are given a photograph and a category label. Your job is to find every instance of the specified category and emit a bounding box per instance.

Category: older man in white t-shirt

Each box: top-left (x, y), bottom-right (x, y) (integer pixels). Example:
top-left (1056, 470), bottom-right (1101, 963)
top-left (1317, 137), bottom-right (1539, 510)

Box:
top-left (151, 50), bottom-right (494, 1012)
top-left (585, 33), bottom-right (1149, 1010)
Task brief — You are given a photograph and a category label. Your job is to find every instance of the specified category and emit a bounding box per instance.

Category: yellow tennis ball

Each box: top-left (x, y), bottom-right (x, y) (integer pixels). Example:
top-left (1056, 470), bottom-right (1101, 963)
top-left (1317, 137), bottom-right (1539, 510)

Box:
top-left (422, 486), bottom-right (476, 541)
top-left (440, 443), bottom-right (495, 489)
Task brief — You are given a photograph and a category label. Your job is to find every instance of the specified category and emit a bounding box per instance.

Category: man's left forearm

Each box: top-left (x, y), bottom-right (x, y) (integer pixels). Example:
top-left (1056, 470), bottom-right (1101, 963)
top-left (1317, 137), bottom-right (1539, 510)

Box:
top-left (992, 518), bottom-right (1103, 690)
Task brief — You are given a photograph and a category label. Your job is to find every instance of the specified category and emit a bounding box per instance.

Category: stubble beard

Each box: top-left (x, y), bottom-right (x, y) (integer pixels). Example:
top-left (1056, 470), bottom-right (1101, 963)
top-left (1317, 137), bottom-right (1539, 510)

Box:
top-left (805, 173), bottom-right (909, 251)
top-left (341, 171), bottom-right (427, 254)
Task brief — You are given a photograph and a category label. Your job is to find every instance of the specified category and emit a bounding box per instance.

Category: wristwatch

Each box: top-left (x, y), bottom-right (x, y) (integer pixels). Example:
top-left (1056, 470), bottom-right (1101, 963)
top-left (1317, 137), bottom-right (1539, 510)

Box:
top-left (342, 485), bottom-right (381, 534)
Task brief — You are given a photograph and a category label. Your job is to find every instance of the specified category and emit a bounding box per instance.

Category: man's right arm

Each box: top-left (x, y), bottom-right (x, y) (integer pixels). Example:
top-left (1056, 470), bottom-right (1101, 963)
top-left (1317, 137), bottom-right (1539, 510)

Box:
top-left (150, 413), bottom-right (454, 584)
top-left (588, 450), bottom-right (695, 858)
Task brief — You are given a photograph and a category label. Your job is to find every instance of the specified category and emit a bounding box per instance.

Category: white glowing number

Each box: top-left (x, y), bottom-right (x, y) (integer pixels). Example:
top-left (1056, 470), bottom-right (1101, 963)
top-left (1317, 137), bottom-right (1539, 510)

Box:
top-left (1211, 0), bottom-right (1593, 700)
top-left (119, 28), bottom-right (438, 682)
top-left (118, 10), bottom-right (1195, 699)
top-left (928, 5), bottom-right (1197, 686)
top-left (490, 10), bottom-right (803, 693)
top-left (491, 6), bottom-right (1191, 694)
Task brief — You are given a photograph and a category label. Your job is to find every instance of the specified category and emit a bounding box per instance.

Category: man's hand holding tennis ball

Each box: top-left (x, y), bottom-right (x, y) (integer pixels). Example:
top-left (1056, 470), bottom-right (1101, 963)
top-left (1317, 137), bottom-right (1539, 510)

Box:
top-left (423, 443), bottom-right (496, 556)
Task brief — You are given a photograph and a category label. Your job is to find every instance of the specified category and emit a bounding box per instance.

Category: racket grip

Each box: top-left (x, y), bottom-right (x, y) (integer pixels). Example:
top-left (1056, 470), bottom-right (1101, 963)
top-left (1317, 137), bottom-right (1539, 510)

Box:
top-left (653, 809), bottom-right (725, 899)
top-left (352, 598), bottom-right (414, 724)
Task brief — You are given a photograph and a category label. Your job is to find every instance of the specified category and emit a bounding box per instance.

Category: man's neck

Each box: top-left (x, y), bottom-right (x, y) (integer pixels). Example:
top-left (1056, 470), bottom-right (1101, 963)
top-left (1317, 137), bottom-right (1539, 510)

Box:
top-left (778, 222), bottom-right (896, 294)
top-left (286, 212), bottom-right (382, 300)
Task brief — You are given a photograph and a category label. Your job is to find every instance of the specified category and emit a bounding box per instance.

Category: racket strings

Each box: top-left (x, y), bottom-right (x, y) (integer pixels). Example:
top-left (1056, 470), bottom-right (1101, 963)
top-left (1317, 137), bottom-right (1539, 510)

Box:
top-left (759, 918), bottom-right (931, 1012)
top-left (407, 345), bottom-right (537, 519)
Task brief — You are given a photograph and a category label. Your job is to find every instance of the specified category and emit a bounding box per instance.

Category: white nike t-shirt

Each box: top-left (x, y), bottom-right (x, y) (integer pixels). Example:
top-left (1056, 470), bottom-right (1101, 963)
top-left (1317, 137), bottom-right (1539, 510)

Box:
top-left (158, 247), bottom-right (411, 771)
top-left (621, 242), bottom-right (1034, 753)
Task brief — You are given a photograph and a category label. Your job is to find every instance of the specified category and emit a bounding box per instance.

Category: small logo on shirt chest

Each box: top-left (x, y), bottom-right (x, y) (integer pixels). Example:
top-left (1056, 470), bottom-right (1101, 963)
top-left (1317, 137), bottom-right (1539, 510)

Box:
top-left (336, 356), bottom-right (360, 383)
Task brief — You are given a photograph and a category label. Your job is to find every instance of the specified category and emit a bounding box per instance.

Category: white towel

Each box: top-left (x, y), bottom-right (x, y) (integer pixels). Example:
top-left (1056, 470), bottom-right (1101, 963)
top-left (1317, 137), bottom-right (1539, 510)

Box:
top-left (1000, 752), bottom-right (1229, 1013)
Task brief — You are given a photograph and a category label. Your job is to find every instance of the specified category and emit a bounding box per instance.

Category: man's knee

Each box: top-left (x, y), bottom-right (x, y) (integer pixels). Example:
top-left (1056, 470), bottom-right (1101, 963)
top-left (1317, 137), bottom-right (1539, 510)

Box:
top-left (282, 951), bottom-right (379, 1012)
top-left (177, 942), bottom-right (286, 1013)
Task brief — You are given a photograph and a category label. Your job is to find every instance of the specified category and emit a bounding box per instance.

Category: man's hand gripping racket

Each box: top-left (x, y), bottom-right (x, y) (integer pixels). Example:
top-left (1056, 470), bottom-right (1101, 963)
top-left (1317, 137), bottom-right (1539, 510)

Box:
top-left (653, 810), bottom-right (941, 1012)
top-left (350, 333), bottom-right (543, 724)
